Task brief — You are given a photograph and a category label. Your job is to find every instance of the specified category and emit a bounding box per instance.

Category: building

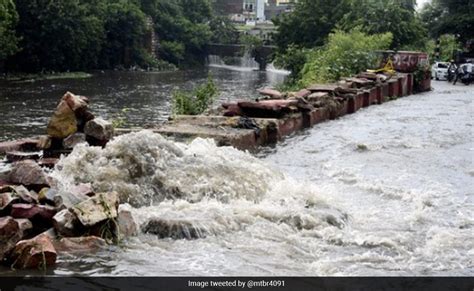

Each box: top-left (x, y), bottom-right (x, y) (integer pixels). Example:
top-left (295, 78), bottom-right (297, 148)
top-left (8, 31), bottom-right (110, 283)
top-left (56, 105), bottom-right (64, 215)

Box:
top-left (213, 0), bottom-right (244, 15)
top-left (243, 0), bottom-right (266, 23)
top-left (264, 0), bottom-right (296, 21)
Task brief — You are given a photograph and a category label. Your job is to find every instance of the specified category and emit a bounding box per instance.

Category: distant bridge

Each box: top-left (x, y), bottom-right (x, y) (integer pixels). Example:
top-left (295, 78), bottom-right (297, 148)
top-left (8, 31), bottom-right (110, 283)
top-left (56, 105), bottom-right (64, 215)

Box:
top-left (207, 43), bottom-right (276, 71)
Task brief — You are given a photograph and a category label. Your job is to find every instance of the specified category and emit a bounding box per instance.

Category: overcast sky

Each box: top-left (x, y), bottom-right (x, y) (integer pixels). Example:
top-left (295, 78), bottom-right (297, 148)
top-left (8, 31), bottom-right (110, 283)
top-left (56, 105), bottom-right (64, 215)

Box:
top-left (417, 0), bottom-right (431, 9)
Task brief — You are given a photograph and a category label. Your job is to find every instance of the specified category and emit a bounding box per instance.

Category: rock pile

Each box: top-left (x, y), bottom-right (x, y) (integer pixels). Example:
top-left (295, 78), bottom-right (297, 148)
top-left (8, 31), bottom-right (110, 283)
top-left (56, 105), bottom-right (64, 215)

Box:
top-left (220, 71), bottom-right (396, 121)
top-left (42, 91), bottom-right (114, 158)
top-left (0, 92), bottom-right (137, 270)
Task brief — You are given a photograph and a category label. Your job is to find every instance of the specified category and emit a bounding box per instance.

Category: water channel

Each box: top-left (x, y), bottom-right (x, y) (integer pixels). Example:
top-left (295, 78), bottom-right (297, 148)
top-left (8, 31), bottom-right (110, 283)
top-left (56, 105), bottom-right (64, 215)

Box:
top-left (0, 63), bottom-right (472, 276)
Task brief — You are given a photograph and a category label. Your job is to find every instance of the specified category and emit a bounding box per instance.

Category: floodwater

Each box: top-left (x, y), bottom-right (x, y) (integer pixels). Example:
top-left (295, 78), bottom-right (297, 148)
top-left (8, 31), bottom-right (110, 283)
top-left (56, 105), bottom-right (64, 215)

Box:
top-left (0, 66), bottom-right (286, 141)
top-left (0, 72), bottom-right (473, 276)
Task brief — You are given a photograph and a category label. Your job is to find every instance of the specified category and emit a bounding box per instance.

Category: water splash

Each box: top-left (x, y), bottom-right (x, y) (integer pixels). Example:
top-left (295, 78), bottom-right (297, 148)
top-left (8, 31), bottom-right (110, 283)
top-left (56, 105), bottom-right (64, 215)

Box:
top-left (51, 130), bottom-right (348, 238)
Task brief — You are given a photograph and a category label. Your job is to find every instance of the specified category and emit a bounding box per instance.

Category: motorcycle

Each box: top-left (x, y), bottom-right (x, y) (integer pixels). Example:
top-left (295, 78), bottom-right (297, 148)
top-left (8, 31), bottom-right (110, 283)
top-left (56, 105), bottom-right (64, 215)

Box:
top-left (453, 64), bottom-right (473, 85)
top-left (447, 63), bottom-right (457, 82)
top-left (460, 72), bottom-right (473, 85)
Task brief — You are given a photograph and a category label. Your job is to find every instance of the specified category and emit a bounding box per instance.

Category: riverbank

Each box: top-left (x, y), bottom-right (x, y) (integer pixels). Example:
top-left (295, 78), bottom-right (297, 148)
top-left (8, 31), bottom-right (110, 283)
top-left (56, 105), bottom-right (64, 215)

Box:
top-left (1, 72), bottom-right (93, 82)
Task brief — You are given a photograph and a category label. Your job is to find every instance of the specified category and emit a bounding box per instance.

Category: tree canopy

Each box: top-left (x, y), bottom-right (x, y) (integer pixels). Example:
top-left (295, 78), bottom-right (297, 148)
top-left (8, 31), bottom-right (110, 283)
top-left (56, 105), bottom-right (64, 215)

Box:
top-left (420, 0), bottom-right (474, 43)
top-left (0, 0), bottom-right (19, 61)
top-left (3, 0), bottom-right (221, 72)
top-left (338, 0), bottom-right (427, 49)
top-left (272, 0), bottom-right (351, 52)
top-left (273, 0), bottom-right (430, 52)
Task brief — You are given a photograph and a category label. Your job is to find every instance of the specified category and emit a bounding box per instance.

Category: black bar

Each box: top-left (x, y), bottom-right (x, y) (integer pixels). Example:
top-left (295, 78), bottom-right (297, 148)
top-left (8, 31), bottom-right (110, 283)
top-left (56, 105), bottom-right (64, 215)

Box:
top-left (0, 277), bottom-right (472, 291)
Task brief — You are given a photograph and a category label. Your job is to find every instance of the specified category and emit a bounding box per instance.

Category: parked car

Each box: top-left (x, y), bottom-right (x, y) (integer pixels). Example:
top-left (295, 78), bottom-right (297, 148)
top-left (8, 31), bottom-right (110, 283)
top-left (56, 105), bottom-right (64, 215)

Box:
top-left (431, 62), bottom-right (450, 80)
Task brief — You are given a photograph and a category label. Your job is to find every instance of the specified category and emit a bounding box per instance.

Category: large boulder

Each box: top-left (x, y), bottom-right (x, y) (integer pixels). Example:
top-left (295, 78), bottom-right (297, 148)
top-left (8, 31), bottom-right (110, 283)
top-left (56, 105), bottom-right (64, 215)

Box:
top-left (61, 91), bottom-right (88, 113)
top-left (117, 204), bottom-right (138, 239)
top-left (37, 135), bottom-right (52, 150)
top-left (71, 192), bottom-right (119, 227)
top-left (0, 192), bottom-right (19, 214)
top-left (257, 88), bottom-right (283, 99)
top-left (9, 232), bottom-right (57, 269)
top-left (38, 187), bottom-right (56, 205)
top-left (84, 118), bottom-right (114, 142)
top-left (52, 209), bottom-right (79, 237)
top-left (6, 151), bottom-right (41, 163)
top-left (0, 217), bottom-right (22, 261)
top-left (54, 185), bottom-right (92, 209)
top-left (12, 185), bottom-right (38, 204)
top-left (15, 218), bottom-right (33, 235)
top-left (11, 204), bottom-right (57, 221)
top-left (141, 218), bottom-right (207, 240)
top-left (53, 236), bottom-right (106, 253)
top-left (63, 132), bottom-right (86, 149)
top-left (0, 138), bottom-right (39, 155)
top-left (9, 160), bottom-right (50, 188)
top-left (47, 99), bottom-right (78, 139)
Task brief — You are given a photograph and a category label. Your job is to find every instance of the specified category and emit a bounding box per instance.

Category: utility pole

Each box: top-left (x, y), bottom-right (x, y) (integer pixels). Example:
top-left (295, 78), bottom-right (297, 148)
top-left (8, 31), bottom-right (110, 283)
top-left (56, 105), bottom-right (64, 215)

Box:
top-left (435, 38), bottom-right (440, 61)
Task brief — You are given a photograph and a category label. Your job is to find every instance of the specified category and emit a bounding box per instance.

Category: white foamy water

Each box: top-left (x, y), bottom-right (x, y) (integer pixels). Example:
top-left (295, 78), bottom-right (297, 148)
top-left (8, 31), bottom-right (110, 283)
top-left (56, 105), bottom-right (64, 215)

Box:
top-left (37, 81), bottom-right (474, 276)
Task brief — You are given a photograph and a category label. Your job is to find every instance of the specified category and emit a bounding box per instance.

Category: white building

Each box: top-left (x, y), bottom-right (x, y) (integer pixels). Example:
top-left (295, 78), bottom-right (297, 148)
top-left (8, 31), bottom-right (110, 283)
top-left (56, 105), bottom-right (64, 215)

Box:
top-left (243, 0), bottom-right (266, 24)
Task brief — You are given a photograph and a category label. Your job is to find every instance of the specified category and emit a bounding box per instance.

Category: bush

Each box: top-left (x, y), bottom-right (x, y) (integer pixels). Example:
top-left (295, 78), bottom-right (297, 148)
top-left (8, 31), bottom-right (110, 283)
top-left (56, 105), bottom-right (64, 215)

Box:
top-left (172, 76), bottom-right (218, 115)
top-left (274, 44), bottom-right (309, 82)
top-left (299, 28), bottom-right (393, 86)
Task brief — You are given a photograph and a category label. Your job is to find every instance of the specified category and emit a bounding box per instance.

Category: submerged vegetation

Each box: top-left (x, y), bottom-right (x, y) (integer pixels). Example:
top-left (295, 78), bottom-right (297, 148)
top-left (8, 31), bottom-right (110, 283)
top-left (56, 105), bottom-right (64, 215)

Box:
top-left (172, 77), bottom-right (219, 116)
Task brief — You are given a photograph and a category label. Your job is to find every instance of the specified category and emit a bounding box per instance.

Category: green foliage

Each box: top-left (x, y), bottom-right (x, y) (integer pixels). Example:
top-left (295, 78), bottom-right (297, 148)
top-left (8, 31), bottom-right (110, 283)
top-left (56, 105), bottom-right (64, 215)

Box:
top-left (272, 0), bottom-right (351, 51)
top-left (299, 29), bottom-right (393, 86)
top-left (3, 0), bottom-right (214, 72)
top-left (209, 16), bottom-right (239, 44)
top-left (144, 0), bottom-right (213, 67)
top-left (425, 34), bottom-right (462, 62)
top-left (98, 1), bottom-right (150, 69)
top-left (413, 62), bottom-right (431, 92)
top-left (10, 0), bottom-right (106, 72)
top-left (240, 34), bottom-right (263, 56)
top-left (172, 77), bottom-right (218, 115)
top-left (0, 0), bottom-right (19, 61)
top-left (274, 45), bottom-right (309, 81)
top-left (338, 0), bottom-right (427, 50)
top-left (420, 0), bottom-right (474, 43)
top-left (159, 40), bottom-right (186, 65)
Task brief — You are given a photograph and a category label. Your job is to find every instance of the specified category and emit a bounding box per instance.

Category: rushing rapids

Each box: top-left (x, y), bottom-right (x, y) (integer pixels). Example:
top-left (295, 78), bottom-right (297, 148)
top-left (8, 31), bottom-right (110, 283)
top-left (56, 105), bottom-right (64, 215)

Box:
top-left (0, 70), bottom-right (472, 276)
top-left (51, 131), bottom-right (348, 239)
top-left (38, 81), bottom-right (471, 276)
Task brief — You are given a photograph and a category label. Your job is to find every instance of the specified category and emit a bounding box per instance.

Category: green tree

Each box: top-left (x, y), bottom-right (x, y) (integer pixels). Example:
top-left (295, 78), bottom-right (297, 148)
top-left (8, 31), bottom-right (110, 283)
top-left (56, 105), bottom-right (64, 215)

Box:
top-left (272, 0), bottom-right (351, 51)
top-left (0, 0), bottom-right (19, 62)
top-left (10, 0), bottom-right (105, 72)
top-left (99, 1), bottom-right (150, 69)
top-left (142, 0), bottom-right (213, 67)
top-left (209, 16), bottom-right (239, 44)
top-left (274, 45), bottom-right (309, 82)
top-left (420, 0), bottom-right (474, 43)
top-left (425, 34), bottom-right (462, 62)
top-left (338, 0), bottom-right (427, 49)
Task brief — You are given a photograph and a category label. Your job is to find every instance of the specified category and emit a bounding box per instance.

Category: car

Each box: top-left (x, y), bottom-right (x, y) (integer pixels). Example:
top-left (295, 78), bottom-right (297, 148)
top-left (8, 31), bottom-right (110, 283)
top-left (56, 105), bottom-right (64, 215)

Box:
top-left (431, 61), bottom-right (450, 80)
